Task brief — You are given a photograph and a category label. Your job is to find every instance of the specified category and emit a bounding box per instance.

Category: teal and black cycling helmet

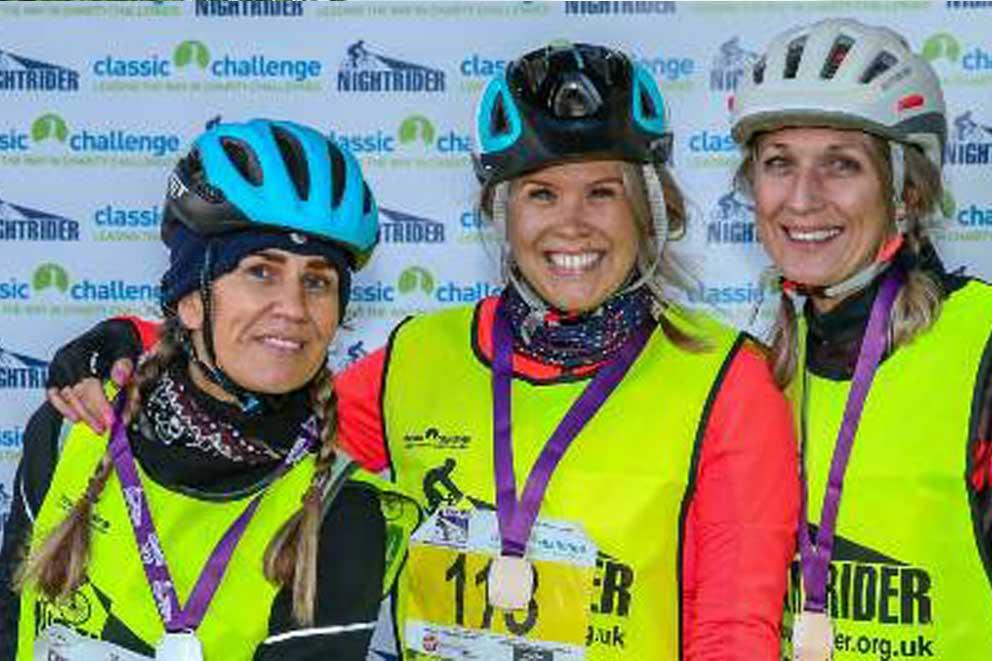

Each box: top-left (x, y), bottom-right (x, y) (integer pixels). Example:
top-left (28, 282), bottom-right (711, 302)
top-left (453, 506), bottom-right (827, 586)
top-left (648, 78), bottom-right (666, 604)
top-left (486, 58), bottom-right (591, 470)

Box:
top-left (473, 42), bottom-right (673, 187)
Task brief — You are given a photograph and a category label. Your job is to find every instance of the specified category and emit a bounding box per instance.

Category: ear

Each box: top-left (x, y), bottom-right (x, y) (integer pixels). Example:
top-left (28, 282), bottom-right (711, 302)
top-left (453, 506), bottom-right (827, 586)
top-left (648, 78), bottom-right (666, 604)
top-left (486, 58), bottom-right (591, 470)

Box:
top-left (177, 293), bottom-right (205, 332)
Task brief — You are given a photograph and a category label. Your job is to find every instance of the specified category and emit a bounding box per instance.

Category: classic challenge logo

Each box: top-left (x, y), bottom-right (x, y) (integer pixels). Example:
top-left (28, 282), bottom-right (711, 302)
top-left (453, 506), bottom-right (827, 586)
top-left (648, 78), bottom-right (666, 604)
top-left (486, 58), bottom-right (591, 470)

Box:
top-left (329, 114), bottom-right (471, 169)
top-left (91, 40), bottom-right (322, 92)
top-left (0, 113), bottom-right (182, 167)
top-left (350, 266), bottom-right (501, 320)
top-left (337, 40), bottom-right (446, 93)
top-left (1, 263), bottom-right (161, 318)
top-left (921, 31), bottom-right (992, 84)
top-left (0, 48), bottom-right (79, 92)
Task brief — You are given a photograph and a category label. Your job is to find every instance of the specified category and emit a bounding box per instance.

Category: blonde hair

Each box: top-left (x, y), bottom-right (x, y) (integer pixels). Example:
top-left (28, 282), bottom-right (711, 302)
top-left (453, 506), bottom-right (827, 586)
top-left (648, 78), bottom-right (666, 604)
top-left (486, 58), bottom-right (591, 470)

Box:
top-left (17, 316), bottom-right (340, 626)
top-left (735, 134), bottom-right (945, 387)
top-left (480, 161), bottom-right (706, 352)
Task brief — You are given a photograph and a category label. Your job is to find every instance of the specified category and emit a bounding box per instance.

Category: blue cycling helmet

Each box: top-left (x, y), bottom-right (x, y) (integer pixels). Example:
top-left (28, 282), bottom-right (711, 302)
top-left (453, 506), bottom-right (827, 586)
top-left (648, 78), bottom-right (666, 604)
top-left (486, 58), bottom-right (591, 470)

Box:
top-left (164, 118), bottom-right (379, 269)
top-left (473, 42), bottom-right (673, 187)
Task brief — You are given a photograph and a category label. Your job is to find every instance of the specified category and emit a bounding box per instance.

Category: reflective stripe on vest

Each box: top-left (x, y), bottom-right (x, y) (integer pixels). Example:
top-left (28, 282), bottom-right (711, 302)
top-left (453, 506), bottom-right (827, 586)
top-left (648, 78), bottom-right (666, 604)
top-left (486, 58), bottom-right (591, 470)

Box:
top-left (785, 280), bottom-right (992, 659)
top-left (382, 302), bottom-right (741, 659)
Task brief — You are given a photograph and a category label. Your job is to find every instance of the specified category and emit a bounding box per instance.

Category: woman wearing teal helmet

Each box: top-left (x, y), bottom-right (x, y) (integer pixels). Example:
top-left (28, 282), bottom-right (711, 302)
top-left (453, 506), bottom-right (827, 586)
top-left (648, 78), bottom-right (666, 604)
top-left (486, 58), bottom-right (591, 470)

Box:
top-left (27, 45), bottom-right (800, 659)
top-left (0, 119), bottom-right (418, 660)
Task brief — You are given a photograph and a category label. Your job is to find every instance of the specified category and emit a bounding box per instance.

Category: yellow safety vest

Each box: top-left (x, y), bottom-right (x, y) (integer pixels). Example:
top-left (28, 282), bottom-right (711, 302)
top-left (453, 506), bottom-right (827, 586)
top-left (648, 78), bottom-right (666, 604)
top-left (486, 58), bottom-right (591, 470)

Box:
top-left (18, 415), bottom-right (419, 660)
top-left (382, 302), bottom-right (741, 659)
top-left (783, 280), bottom-right (992, 659)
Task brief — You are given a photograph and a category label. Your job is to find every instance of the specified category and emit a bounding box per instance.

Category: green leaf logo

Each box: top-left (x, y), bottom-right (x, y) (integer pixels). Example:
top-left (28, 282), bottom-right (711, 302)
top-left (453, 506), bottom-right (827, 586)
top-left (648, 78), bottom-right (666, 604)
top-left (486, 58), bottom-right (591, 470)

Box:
top-left (922, 33), bottom-right (961, 63)
top-left (398, 115), bottom-right (435, 146)
top-left (173, 40), bottom-right (211, 69)
top-left (940, 191), bottom-right (956, 220)
top-left (31, 114), bottom-right (68, 143)
top-left (397, 266), bottom-right (434, 295)
top-left (33, 263), bottom-right (70, 293)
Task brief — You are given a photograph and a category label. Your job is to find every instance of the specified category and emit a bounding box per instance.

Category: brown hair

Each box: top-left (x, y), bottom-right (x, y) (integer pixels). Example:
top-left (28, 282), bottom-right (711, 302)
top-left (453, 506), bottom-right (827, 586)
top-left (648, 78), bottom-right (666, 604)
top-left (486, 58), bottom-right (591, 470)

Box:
top-left (17, 316), bottom-right (340, 626)
top-left (735, 133), bottom-right (945, 387)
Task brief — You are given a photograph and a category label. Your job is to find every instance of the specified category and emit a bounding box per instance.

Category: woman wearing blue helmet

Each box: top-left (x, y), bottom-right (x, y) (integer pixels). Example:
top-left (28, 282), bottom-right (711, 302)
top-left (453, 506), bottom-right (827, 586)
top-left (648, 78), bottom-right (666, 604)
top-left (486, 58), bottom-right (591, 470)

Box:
top-left (28, 45), bottom-right (799, 659)
top-left (0, 119), bottom-right (418, 660)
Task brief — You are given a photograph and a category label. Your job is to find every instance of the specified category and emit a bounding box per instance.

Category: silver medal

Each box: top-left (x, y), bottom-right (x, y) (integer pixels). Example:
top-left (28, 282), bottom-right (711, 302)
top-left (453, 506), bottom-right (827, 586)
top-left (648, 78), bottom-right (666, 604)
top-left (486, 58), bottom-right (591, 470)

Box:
top-left (793, 610), bottom-right (834, 661)
top-left (155, 632), bottom-right (204, 661)
top-left (488, 554), bottom-right (534, 610)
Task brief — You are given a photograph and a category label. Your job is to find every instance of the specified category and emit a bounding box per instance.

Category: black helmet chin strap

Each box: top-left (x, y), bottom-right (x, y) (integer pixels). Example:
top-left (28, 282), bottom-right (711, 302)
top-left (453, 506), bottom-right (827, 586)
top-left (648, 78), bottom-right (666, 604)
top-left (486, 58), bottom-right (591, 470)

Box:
top-left (186, 242), bottom-right (265, 415)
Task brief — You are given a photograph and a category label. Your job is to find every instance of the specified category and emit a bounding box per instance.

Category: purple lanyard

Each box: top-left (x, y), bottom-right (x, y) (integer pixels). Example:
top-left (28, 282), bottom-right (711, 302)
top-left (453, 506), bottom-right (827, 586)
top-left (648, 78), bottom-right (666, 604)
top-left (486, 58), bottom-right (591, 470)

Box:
top-left (108, 395), bottom-right (315, 632)
top-left (491, 302), bottom-right (652, 557)
top-left (798, 267), bottom-right (906, 612)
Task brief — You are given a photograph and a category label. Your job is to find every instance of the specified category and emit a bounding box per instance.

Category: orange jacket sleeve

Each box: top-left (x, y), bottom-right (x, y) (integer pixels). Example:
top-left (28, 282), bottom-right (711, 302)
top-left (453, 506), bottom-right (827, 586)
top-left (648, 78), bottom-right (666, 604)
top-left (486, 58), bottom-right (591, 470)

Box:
top-left (681, 342), bottom-right (799, 660)
top-left (336, 348), bottom-right (389, 472)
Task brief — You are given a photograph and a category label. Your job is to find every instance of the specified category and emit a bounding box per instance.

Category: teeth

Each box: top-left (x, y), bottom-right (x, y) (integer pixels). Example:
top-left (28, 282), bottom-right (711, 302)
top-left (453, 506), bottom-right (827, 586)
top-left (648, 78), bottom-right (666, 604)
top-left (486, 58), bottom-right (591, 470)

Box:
top-left (548, 252), bottom-right (600, 271)
top-left (261, 336), bottom-right (302, 351)
top-left (787, 228), bottom-right (841, 242)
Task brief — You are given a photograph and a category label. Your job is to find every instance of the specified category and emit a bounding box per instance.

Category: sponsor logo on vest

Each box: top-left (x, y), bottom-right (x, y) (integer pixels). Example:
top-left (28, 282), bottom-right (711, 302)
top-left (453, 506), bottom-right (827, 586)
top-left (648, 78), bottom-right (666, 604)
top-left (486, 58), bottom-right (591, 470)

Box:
top-left (0, 48), bottom-right (79, 92)
top-left (709, 37), bottom-right (758, 92)
top-left (337, 41), bottom-right (446, 93)
top-left (35, 588), bottom-right (94, 633)
top-left (786, 533), bottom-right (935, 660)
top-left (380, 207), bottom-right (446, 244)
top-left (0, 347), bottom-right (47, 389)
top-left (403, 426), bottom-right (472, 451)
top-left (564, 1), bottom-right (676, 15)
top-left (0, 197), bottom-right (79, 241)
top-left (931, 190), bottom-right (992, 242)
top-left (195, 0), bottom-right (305, 17)
top-left (707, 191), bottom-right (756, 244)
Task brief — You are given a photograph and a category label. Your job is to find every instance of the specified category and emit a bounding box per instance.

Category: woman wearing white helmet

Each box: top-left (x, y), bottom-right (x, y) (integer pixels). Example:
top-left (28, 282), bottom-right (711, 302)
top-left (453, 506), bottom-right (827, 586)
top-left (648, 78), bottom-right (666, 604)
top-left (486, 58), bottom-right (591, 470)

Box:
top-left (731, 18), bottom-right (992, 660)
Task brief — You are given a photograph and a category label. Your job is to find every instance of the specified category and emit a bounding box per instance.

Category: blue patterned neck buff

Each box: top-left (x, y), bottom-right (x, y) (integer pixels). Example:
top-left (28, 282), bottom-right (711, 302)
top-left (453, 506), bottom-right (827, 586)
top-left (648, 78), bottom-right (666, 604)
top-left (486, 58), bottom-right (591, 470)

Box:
top-left (501, 279), bottom-right (653, 369)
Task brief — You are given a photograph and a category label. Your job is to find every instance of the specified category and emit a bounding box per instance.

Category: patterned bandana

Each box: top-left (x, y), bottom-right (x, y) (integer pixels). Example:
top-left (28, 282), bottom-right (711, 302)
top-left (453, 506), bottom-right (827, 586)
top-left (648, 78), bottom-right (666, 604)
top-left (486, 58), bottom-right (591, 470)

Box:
top-left (137, 364), bottom-right (308, 465)
top-left (501, 280), bottom-right (653, 369)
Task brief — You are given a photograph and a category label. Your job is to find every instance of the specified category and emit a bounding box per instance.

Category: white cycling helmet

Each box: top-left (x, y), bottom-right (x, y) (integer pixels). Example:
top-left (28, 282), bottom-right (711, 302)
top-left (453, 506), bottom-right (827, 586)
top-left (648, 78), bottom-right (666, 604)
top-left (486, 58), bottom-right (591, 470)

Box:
top-left (730, 18), bottom-right (946, 171)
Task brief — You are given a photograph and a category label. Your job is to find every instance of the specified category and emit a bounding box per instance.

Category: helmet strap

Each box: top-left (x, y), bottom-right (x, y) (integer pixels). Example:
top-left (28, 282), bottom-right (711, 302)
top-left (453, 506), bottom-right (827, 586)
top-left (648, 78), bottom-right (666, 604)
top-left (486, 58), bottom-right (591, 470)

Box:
top-left (188, 242), bottom-right (264, 415)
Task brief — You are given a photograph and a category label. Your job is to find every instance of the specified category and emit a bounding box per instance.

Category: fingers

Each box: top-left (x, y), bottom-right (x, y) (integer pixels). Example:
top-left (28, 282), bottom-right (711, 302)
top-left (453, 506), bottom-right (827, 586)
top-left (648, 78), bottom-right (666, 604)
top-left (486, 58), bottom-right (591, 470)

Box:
top-left (52, 379), bottom-right (113, 434)
top-left (110, 358), bottom-right (135, 387)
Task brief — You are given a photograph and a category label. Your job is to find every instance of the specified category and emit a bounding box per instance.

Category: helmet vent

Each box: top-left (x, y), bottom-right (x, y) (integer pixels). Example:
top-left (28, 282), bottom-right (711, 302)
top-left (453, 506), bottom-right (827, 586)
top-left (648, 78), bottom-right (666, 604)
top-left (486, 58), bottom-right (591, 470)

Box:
top-left (784, 36), bottom-right (807, 80)
top-left (820, 35), bottom-right (854, 79)
top-left (362, 181), bottom-right (373, 215)
top-left (491, 94), bottom-right (511, 137)
top-left (270, 126), bottom-right (310, 200)
top-left (638, 86), bottom-right (658, 120)
top-left (860, 51), bottom-right (898, 84)
top-left (753, 56), bottom-right (766, 84)
top-left (221, 138), bottom-right (263, 186)
top-left (328, 142), bottom-right (347, 208)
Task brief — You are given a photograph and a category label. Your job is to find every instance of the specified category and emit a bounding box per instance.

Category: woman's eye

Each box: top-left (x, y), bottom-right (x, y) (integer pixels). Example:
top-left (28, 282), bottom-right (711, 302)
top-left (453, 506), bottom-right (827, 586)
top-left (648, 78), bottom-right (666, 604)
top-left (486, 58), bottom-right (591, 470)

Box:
top-left (527, 187), bottom-right (555, 202)
top-left (589, 186), bottom-right (619, 199)
top-left (828, 157), bottom-right (861, 174)
top-left (761, 155), bottom-right (790, 172)
top-left (303, 274), bottom-right (333, 292)
top-left (246, 264), bottom-right (272, 281)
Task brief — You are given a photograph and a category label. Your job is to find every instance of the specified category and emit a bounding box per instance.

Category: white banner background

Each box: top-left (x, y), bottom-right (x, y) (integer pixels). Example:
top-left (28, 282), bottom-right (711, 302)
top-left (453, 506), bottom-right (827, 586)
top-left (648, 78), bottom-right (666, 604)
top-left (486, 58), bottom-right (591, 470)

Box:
top-left (1, 2), bottom-right (989, 654)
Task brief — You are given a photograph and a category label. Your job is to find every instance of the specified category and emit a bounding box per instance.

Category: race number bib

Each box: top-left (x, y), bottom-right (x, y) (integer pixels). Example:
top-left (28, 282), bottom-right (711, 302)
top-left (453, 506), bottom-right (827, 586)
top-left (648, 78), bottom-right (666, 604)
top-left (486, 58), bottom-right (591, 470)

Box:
top-left (405, 506), bottom-right (596, 660)
top-left (35, 623), bottom-right (152, 660)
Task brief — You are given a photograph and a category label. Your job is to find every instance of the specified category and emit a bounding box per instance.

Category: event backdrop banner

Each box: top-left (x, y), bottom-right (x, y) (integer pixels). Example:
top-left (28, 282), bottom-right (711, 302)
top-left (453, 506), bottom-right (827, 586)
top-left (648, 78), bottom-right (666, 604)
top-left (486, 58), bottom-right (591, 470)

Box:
top-left (0, 0), bottom-right (990, 654)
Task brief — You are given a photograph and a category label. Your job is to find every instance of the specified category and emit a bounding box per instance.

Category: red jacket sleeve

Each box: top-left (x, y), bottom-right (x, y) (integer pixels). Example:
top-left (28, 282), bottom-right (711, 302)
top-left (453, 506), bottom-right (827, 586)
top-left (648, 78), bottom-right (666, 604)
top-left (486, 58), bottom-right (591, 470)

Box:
top-left (117, 315), bottom-right (161, 351)
top-left (336, 348), bottom-right (389, 472)
top-left (681, 342), bottom-right (799, 660)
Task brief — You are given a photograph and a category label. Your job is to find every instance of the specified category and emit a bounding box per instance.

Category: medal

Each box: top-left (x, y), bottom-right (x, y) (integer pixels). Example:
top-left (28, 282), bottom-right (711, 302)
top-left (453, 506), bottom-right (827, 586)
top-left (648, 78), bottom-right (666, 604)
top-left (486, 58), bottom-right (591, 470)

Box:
top-left (488, 554), bottom-right (534, 610)
top-left (155, 632), bottom-right (204, 661)
top-left (792, 610), bottom-right (833, 661)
